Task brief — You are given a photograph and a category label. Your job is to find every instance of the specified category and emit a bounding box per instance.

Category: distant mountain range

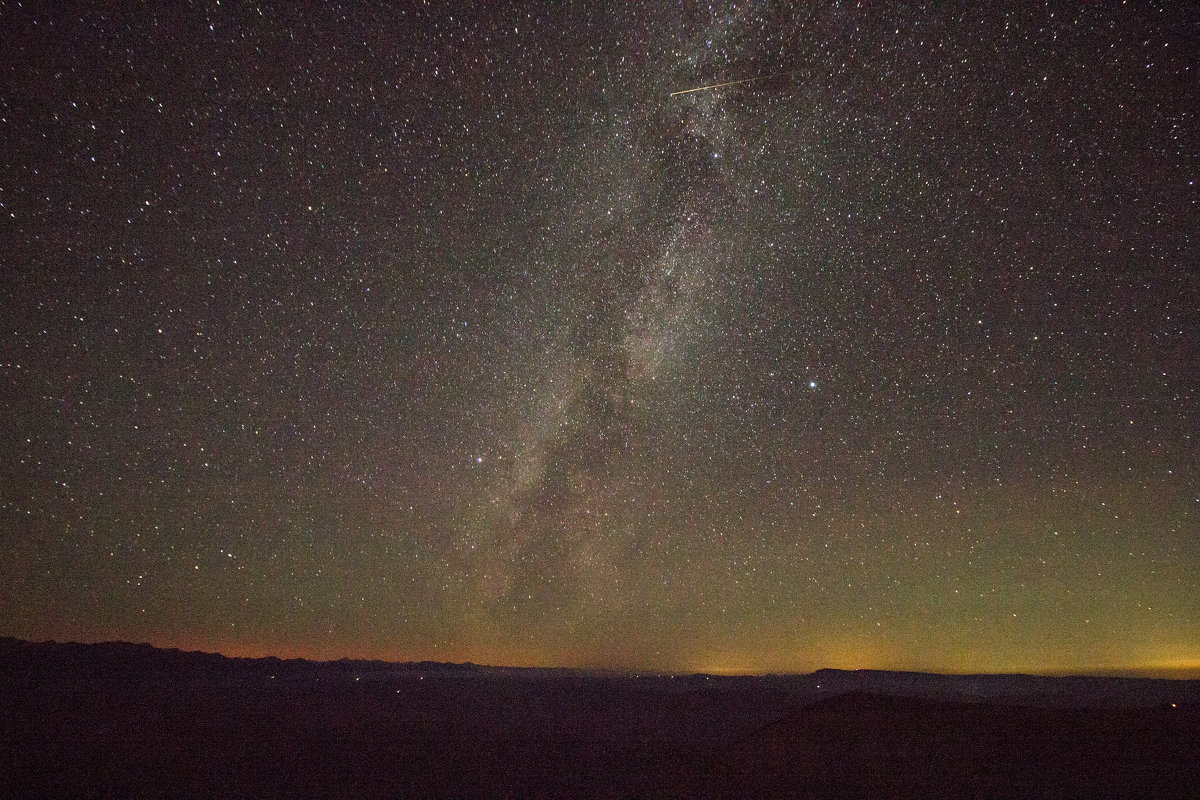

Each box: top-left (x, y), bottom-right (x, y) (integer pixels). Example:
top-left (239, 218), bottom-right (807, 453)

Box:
top-left (3, 636), bottom-right (1198, 709)
top-left (0, 635), bottom-right (496, 683)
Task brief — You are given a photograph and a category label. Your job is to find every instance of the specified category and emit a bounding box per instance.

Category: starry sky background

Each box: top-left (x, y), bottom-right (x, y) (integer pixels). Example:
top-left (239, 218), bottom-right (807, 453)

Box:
top-left (3, 3), bottom-right (1198, 675)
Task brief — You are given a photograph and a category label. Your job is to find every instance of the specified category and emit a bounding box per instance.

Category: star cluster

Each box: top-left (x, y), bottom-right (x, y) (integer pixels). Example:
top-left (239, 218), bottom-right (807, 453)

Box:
top-left (2, 3), bottom-right (1198, 674)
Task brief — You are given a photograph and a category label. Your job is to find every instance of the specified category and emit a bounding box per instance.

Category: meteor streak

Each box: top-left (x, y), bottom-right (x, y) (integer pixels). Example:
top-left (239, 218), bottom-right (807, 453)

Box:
top-left (669, 71), bottom-right (788, 97)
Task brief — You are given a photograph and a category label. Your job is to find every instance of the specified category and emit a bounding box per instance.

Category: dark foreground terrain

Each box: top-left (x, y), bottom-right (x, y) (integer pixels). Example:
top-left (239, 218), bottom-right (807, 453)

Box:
top-left (3, 638), bottom-right (1199, 799)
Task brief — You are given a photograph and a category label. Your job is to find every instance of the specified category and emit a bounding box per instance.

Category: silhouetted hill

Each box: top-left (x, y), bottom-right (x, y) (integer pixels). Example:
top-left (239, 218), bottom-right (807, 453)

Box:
top-left (3, 637), bottom-right (1200, 798)
top-left (0, 636), bottom-right (505, 688)
top-left (789, 665), bottom-right (1200, 708)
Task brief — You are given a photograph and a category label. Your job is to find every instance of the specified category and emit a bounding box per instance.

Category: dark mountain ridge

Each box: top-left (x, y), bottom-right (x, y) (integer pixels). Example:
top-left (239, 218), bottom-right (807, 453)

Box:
top-left (4, 636), bottom-right (1196, 708)
top-left (4, 637), bottom-right (1200, 798)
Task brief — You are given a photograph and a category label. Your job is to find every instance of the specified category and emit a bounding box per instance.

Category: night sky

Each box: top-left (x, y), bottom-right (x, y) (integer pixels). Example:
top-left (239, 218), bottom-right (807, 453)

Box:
top-left (3, 3), bottom-right (1198, 676)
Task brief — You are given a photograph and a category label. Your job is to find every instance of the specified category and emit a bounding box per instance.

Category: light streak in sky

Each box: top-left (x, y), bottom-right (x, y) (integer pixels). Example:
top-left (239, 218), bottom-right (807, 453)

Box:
top-left (669, 72), bottom-right (788, 97)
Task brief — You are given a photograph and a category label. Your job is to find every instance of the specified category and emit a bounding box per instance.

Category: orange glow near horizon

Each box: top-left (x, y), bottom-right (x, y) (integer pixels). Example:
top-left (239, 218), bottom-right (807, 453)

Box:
top-left (23, 631), bottom-right (1199, 679)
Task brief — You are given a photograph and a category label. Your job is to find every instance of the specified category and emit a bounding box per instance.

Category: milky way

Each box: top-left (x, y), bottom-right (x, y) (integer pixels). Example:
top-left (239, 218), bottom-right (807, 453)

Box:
top-left (3, 4), bottom-right (1198, 674)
